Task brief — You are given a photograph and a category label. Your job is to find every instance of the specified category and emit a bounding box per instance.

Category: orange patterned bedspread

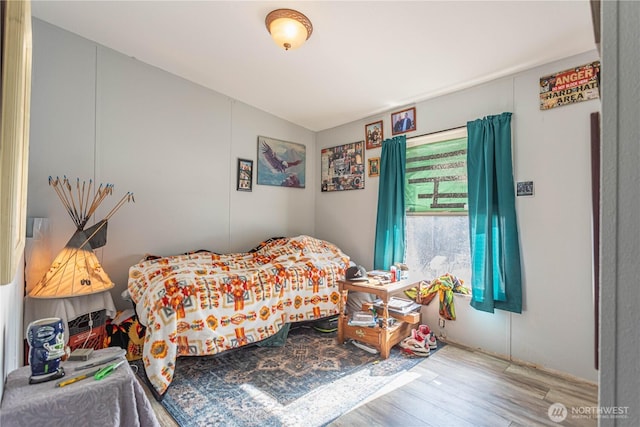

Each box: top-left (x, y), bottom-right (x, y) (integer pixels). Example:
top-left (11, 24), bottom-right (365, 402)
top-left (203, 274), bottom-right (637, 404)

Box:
top-left (127, 235), bottom-right (349, 395)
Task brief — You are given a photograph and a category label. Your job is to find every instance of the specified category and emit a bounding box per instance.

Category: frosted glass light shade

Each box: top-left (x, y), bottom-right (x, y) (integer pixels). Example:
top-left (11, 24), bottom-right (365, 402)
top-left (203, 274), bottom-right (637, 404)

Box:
top-left (265, 9), bottom-right (313, 51)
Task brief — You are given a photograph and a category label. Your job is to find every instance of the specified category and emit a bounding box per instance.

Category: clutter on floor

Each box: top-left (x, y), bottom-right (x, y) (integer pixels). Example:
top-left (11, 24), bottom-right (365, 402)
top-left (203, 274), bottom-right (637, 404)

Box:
top-left (399, 324), bottom-right (438, 357)
top-left (104, 309), bottom-right (146, 361)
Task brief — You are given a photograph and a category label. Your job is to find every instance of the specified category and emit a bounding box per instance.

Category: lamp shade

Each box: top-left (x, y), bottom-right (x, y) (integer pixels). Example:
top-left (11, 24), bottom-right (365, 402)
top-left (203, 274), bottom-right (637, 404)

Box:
top-left (29, 221), bottom-right (114, 298)
top-left (265, 9), bottom-right (313, 50)
top-left (29, 177), bottom-right (133, 299)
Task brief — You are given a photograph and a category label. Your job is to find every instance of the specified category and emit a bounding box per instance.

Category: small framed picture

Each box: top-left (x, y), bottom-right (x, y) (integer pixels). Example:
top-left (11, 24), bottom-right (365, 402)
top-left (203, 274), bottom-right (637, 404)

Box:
top-left (237, 158), bottom-right (253, 192)
top-left (365, 120), bottom-right (384, 150)
top-left (516, 181), bottom-right (534, 197)
top-left (391, 106), bottom-right (416, 135)
top-left (368, 157), bottom-right (380, 177)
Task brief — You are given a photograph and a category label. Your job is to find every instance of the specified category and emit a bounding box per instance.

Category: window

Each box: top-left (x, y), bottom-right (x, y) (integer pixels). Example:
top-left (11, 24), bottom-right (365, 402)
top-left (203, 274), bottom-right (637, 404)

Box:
top-left (404, 128), bottom-right (471, 284)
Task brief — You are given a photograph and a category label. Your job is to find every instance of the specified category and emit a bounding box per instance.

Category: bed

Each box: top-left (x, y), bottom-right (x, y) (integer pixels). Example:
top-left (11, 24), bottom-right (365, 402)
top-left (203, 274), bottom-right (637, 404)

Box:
top-left (127, 235), bottom-right (349, 396)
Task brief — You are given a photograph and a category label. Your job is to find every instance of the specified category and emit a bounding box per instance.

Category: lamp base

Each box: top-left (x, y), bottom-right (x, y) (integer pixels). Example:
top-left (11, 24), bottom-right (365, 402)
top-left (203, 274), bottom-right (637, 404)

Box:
top-left (29, 367), bottom-right (65, 384)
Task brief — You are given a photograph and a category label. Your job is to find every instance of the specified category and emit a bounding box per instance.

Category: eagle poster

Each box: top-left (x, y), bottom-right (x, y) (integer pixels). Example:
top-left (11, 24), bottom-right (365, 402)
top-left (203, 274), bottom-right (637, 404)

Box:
top-left (257, 136), bottom-right (306, 188)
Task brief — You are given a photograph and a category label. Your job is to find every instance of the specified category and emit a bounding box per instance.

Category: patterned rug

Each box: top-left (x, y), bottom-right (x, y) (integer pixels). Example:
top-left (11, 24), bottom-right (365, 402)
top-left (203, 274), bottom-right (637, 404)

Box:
top-left (136, 326), bottom-right (441, 427)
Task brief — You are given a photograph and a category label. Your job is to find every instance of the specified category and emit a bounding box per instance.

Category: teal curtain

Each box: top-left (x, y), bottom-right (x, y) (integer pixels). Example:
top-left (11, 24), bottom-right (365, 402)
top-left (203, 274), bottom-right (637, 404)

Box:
top-left (374, 135), bottom-right (406, 270)
top-left (466, 112), bottom-right (522, 313)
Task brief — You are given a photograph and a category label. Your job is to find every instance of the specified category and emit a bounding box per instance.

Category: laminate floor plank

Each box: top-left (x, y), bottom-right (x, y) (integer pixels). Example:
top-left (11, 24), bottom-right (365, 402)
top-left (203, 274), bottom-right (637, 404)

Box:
top-left (337, 395), bottom-right (433, 426)
top-left (328, 409), bottom-right (390, 427)
top-left (404, 363), bottom-right (556, 427)
top-left (336, 344), bottom-right (597, 427)
top-left (402, 378), bottom-right (513, 427)
top-left (371, 385), bottom-right (478, 427)
top-left (434, 344), bottom-right (511, 373)
top-left (545, 387), bottom-right (599, 411)
top-left (505, 364), bottom-right (598, 405)
top-left (402, 361), bottom-right (440, 383)
top-left (415, 353), bottom-right (550, 401)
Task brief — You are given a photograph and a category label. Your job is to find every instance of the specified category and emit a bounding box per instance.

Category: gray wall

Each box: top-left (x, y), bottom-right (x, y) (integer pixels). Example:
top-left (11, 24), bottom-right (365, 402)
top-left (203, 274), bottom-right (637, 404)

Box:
top-left (27, 19), bottom-right (316, 310)
top-left (315, 51), bottom-right (600, 383)
top-left (599, 1), bottom-right (640, 425)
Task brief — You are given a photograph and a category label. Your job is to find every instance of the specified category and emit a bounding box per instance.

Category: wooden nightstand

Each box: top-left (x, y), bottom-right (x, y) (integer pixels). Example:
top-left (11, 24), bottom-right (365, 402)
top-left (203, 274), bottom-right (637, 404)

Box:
top-left (337, 279), bottom-right (421, 358)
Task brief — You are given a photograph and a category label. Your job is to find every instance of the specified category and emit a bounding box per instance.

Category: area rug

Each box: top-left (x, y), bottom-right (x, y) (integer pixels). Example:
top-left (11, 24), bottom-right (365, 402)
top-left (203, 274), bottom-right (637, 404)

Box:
top-left (136, 326), bottom-right (443, 427)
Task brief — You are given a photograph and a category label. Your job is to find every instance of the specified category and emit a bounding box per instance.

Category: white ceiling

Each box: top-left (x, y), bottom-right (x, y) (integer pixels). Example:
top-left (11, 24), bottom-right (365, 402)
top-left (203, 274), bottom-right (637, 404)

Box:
top-left (31, 1), bottom-right (597, 132)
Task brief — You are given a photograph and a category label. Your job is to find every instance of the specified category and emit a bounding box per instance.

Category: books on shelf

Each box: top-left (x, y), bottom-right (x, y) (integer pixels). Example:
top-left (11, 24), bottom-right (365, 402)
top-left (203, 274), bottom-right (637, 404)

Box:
top-left (387, 297), bottom-right (415, 310)
top-left (348, 311), bottom-right (377, 327)
top-left (380, 317), bottom-right (397, 327)
top-left (373, 297), bottom-right (421, 315)
top-left (347, 312), bottom-right (396, 328)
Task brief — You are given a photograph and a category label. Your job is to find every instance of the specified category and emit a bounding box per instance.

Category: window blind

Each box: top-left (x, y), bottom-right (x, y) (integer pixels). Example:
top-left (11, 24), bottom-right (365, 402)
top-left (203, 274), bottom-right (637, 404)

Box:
top-left (405, 132), bottom-right (468, 214)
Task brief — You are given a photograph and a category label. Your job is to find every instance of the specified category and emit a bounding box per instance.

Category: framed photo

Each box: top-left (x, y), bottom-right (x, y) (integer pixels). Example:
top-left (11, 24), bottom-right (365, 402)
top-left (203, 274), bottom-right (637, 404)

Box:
top-left (391, 106), bottom-right (417, 135)
top-left (368, 157), bottom-right (380, 177)
top-left (516, 181), bottom-right (535, 197)
top-left (365, 120), bottom-right (384, 150)
top-left (257, 136), bottom-right (306, 188)
top-left (321, 141), bottom-right (365, 192)
top-left (237, 158), bottom-right (253, 191)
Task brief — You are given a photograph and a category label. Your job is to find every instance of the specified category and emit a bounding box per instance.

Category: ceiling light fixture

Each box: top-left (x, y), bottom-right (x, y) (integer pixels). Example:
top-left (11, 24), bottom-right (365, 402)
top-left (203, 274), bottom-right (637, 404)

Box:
top-left (265, 8), bottom-right (313, 51)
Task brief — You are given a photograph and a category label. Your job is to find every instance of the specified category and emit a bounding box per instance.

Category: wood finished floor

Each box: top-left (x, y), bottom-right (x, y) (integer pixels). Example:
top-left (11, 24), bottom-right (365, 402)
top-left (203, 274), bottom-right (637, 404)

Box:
top-left (140, 341), bottom-right (598, 427)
